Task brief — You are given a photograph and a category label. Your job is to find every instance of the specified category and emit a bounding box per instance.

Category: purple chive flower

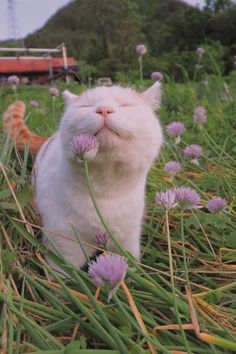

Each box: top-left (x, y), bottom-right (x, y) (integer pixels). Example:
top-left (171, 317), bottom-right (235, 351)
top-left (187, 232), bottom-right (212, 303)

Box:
top-left (167, 122), bottom-right (186, 137)
top-left (151, 71), bottom-right (163, 81)
top-left (196, 47), bottom-right (205, 58)
top-left (88, 254), bottom-right (128, 300)
top-left (155, 187), bottom-right (201, 211)
top-left (167, 122), bottom-right (186, 144)
top-left (164, 161), bottom-right (182, 176)
top-left (155, 189), bottom-right (176, 211)
top-left (49, 87), bottom-right (59, 97)
top-left (8, 75), bottom-right (20, 85)
top-left (207, 196), bottom-right (227, 213)
top-left (136, 44), bottom-right (147, 55)
top-left (30, 100), bottom-right (39, 108)
top-left (174, 187), bottom-right (201, 210)
top-left (193, 106), bottom-right (207, 124)
top-left (94, 233), bottom-right (109, 247)
top-left (183, 145), bottom-right (203, 158)
top-left (71, 134), bottom-right (99, 161)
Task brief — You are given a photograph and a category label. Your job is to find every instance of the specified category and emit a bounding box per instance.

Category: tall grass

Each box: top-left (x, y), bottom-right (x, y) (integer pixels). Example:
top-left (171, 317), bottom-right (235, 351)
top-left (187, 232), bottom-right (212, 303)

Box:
top-left (0, 76), bottom-right (236, 353)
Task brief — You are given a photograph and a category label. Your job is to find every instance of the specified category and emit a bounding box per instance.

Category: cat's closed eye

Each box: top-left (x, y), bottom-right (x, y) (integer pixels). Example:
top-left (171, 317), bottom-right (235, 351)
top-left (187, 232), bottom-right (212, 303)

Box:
top-left (79, 105), bottom-right (93, 108)
top-left (119, 103), bottom-right (131, 107)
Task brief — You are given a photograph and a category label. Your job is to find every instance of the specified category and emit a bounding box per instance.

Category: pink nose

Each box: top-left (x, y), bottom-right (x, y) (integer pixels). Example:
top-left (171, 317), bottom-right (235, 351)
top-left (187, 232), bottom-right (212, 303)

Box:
top-left (96, 106), bottom-right (114, 117)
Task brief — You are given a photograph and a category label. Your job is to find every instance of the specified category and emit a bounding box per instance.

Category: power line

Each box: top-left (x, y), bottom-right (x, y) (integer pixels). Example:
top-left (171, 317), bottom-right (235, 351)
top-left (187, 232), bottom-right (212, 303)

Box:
top-left (7, 0), bottom-right (19, 39)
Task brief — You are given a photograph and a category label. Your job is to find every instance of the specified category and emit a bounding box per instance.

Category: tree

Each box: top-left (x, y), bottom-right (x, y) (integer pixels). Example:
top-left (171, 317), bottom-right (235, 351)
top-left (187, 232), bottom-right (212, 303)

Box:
top-left (20, 0), bottom-right (236, 79)
top-left (204, 0), bottom-right (235, 12)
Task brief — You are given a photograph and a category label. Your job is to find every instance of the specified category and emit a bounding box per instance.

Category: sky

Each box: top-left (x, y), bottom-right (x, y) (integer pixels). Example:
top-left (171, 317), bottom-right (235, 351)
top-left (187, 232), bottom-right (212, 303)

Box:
top-left (0, 0), bottom-right (206, 41)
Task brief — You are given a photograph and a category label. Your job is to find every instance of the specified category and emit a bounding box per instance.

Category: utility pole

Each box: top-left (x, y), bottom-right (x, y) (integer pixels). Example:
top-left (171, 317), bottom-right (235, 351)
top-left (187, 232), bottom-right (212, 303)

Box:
top-left (60, 43), bottom-right (69, 85)
top-left (7, 0), bottom-right (24, 46)
top-left (7, 0), bottom-right (19, 39)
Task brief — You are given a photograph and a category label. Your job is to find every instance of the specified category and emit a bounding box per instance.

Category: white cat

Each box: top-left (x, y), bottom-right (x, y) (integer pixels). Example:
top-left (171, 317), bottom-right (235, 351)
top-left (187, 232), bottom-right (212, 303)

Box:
top-left (32, 83), bottom-right (163, 269)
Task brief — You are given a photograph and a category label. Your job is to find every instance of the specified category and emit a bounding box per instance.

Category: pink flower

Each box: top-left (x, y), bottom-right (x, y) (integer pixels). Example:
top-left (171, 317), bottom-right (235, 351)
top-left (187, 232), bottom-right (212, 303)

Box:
top-left (151, 72), bottom-right (163, 81)
top-left (88, 254), bottom-right (128, 300)
top-left (71, 134), bottom-right (99, 162)
top-left (155, 189), bottom-right (176, 210)
top-left (164, 161), bottom-right (182, 176)
top-left (183, 144), bottom-right (203, 158)
top-left (167, 122), bottom-right (186, 144)
top-left (193, 106), bottom-right (207, 124)
top-left (94, 233), bottom-right (109, 247)
top-left (30, 100), bottom-right (39, 108)
top-left (136, 44), bottom-right (147, 55)
top-left (49, 87), bottom-right (59, 96)
top-left (207, 196), bottom-right (227, 213)
top-left (167, 122), bottom-right (186, 138)
top-left (196, 47), bottom-right (205, 57)
top-left (155, 187), bottom-right (201, 211)
top-left (8, 75), bottom-right (20, 85)
top-left (174, 187), bottom-right (201, 210)
top-left (183, 144), bottom-right (203, 165)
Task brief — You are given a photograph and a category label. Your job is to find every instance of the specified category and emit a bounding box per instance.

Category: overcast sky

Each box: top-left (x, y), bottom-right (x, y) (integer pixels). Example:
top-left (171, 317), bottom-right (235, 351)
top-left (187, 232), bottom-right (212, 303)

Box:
top-left (0, 0), bottom-right (206, 41)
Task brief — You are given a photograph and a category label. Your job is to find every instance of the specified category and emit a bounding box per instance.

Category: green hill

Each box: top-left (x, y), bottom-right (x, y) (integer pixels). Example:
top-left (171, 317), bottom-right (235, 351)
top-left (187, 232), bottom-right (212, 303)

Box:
top-left (3, 0), bottom-right (236, 80)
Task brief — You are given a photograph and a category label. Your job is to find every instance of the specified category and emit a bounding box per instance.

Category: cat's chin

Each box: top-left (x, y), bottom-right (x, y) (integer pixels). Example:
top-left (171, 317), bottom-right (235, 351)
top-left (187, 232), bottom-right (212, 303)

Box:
top-left (95, 125), bottom-right (119, 136)
top-left (95, 126), bottom-right (119, 148)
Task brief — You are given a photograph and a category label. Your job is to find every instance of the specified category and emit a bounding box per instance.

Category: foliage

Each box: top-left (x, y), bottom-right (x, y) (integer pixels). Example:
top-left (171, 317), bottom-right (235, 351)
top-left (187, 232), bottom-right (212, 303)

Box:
top-left (0, 68), bottom-right (236, 352)
top-left (2, 0), bottom-right (234, 80)
top-left (204, 0), bottom-right (235, 12)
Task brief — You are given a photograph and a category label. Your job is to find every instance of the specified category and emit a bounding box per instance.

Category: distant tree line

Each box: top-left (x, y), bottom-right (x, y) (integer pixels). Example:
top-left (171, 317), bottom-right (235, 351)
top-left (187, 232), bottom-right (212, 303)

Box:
top-left (2, 0), bottom-right (236, 81)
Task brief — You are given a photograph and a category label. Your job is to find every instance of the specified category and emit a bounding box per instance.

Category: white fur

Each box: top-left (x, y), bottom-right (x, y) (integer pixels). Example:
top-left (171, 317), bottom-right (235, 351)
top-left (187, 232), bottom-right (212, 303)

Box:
top-left (35, 83), bottom-right (163, 270)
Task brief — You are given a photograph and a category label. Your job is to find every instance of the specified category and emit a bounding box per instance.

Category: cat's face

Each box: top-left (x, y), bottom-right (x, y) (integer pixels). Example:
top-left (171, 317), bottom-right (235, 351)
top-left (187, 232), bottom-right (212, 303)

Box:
top-left (60, 83), bottom-right (163, 169)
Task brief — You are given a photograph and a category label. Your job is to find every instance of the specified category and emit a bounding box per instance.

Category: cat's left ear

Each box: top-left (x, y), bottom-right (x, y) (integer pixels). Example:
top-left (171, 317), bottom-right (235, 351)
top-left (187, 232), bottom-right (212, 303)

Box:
top-left (142, 81), bottom-right (161, 110)
top-left (63, 90), bottom-right (78, 104)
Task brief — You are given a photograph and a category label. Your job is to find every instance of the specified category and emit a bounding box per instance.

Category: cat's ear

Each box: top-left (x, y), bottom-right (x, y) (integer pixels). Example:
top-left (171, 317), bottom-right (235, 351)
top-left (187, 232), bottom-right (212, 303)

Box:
top-left (142, 82), bottom-right (161, 110)
top-left (63, 90), bottom-right (78, 104)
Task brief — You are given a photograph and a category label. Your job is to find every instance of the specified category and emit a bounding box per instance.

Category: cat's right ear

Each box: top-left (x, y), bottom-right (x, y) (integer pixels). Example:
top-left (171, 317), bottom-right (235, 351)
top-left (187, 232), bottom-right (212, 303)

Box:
top-left (142, 81), bottom-right (161, 110)
top-left (63, 90), bottom-right (78, 104)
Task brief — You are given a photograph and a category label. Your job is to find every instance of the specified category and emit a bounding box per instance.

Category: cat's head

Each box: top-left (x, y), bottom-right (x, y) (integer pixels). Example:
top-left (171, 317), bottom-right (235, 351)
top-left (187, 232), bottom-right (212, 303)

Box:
top-left (60, 83), bottom-right (163, 170)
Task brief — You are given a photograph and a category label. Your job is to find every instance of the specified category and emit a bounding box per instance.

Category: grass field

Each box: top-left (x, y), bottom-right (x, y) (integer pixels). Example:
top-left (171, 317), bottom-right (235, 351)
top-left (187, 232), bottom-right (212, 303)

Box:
top-left (0, 75), bottom-right (236, 353)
